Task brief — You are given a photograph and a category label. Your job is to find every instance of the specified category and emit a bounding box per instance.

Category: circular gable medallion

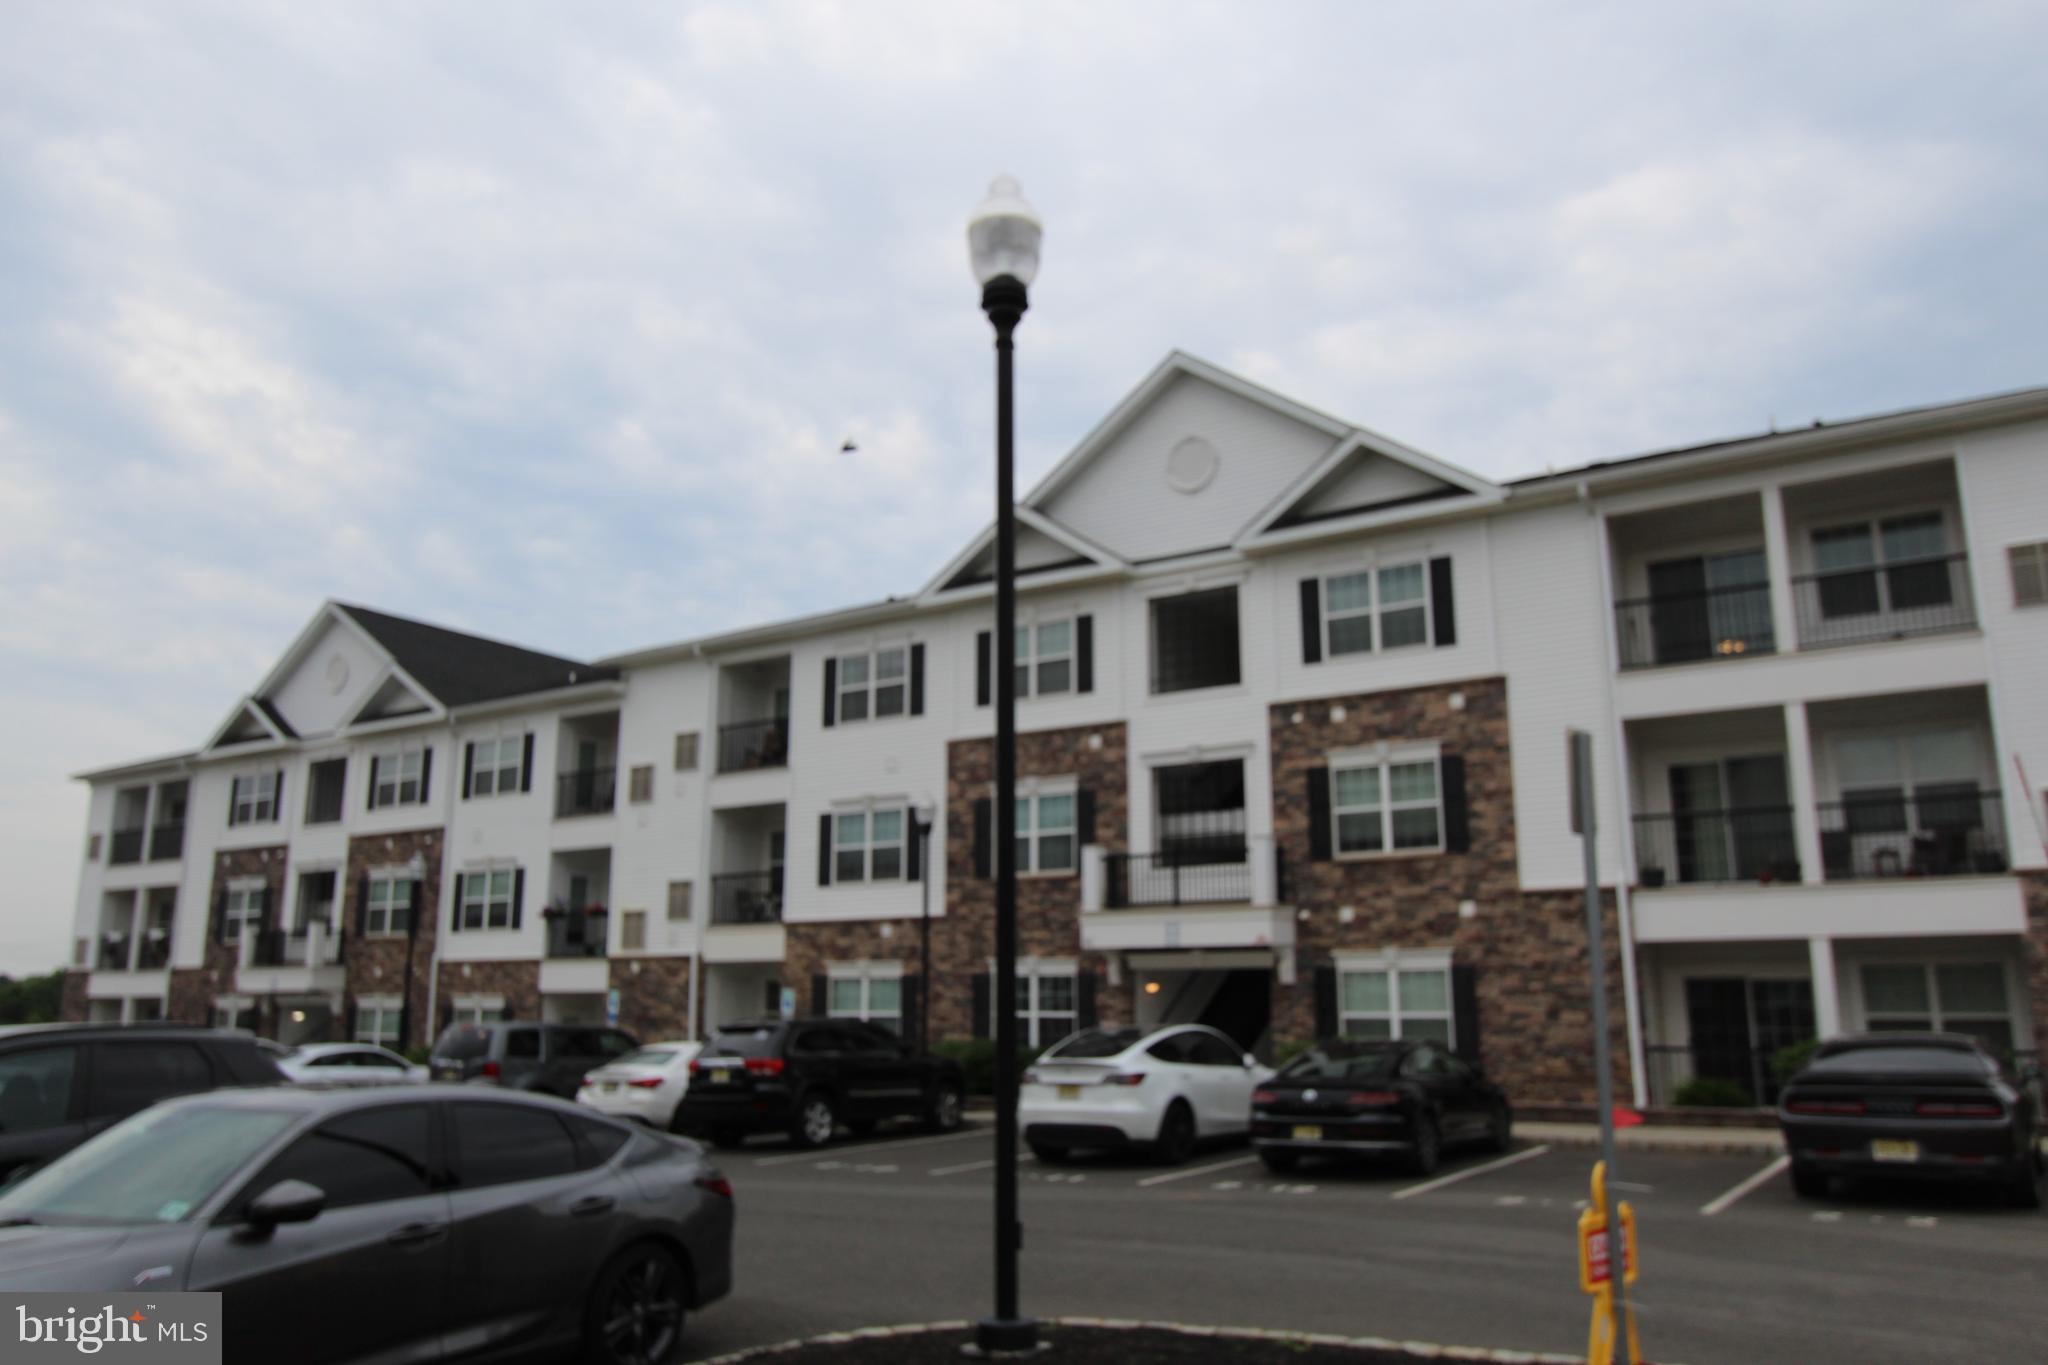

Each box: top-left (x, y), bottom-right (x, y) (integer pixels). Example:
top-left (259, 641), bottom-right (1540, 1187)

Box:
top-left (325, 654), bottom-right (350, 694)
top-left (1164, 436), bottom-right (1220, 494)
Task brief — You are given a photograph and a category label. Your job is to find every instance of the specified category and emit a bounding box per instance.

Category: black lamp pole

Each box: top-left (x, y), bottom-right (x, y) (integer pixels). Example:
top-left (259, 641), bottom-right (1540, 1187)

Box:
top-left (915, 804), bottom-right (934, 1050)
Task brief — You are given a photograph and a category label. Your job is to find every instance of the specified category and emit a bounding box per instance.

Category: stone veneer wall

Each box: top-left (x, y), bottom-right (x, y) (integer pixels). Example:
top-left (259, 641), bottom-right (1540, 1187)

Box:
top-left (612, 957), bottom-right (694, 1041)
top-left (341, 828), bottom-right (443, 1050)
top-left (782, 721), bottom-right (1130, 1043)
top-left (169, 844), bottom-right (290, 1028)
top-left (433, 959), bottom-right (541, 1031)
top-left (2024, 871), bottom-right (2048, 1053)
top-left (59, 970), bottom-right (88, 1022)
top-left (1269, 676), bottom-right (1630, 1105)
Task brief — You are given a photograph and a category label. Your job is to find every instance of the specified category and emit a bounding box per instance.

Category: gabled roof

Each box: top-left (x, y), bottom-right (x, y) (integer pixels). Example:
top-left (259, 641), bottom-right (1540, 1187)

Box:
top-left (203, 696), bottom-right (293, 752)
top-left (331, 604), bottom-right (616, 709)
top-left (1238, 429), bottom-right (1504, 548)
top-left (919, 505), bottom-right (1129, 599)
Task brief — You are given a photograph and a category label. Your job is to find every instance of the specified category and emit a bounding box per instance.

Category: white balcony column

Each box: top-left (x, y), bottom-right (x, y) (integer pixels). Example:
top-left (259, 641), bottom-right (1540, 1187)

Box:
top-left (305, 919), bottom-right (327, 967)
top-left (1783, 701), bottom-right (1825, 885)
top-left (1248, 833), bottom-right (1277, 907)
top-left (1760, 483), bottom-right (1799, 654)
top-left (237, 929), bottom-right (256, 970)
top-left (1808, 936), bottom-right (1843, 1039)
top-left (1079, 844), bottom-right (1105, 914)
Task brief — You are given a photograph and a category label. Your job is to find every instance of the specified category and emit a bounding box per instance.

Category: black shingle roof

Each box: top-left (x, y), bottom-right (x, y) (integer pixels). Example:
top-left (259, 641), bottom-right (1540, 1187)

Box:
top-left (334, 604), bottom-right (617, 709)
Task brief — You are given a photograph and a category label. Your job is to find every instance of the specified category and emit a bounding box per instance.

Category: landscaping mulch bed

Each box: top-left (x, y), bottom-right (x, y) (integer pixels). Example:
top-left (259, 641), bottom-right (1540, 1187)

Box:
top-left (692, 1321), bottom-right (1580, 1365)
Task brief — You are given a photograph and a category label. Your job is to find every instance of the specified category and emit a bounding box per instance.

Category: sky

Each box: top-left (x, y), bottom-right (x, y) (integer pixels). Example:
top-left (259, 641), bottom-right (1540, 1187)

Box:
top-left (4, 1), bottom-right (2046, 975)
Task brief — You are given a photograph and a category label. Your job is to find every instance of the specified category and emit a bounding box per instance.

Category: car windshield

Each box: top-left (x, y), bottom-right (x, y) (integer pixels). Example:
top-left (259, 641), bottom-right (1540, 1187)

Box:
top-left (0, 1104), bottom-right (297, 1225)
top-left (433, 1026), bottom-right (494, 1061)
top-left (615, 1047), bottom-right (678, 1067)
top-left (1277, 1044), bottom-right (1403, 1081)
top-left (706, 1027), bottom-right (781, 1059)
top-left (1045, 1028), bottom-right (1143, 1059)
top-left (1808, 1046), bottom-right (1987, 1076)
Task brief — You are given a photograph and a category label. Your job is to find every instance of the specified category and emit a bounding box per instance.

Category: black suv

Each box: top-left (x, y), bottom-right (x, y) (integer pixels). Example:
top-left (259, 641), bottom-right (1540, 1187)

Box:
top-left (674, 1017), bottom-right (967, 1149)
top-left (0, 1023), bottom-right (286, 1180)
top-left (427, 1021), bottom-right (640, 1098)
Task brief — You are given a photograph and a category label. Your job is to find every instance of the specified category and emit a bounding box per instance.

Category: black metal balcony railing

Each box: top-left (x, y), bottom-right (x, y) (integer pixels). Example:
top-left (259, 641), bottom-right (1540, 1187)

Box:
top-left (249, 927), bottom-right (289, 967)
top-left (1106, 847), bottom-right (1251, 908)
top-left (545, 911), bottom-right (609, 959)
top-left (1613, 582), bottom-right (1775, 670)
top-left (1632, 807), bottom-right (1801, 887)
top-left (1793, 553), bottom-right (1975, 648)
top-left (148, 823), bottom-right (184, 861)
top-left (134, 934), bottom-right (171, 970)
top-left (555, 767), bottom-right (617, 818)
top-left (108, 829), bottom-right (145, 865)
top-left (710, 871), bottom-right (785, 925)
top-left (717, 718), bottom-right (789, 773)
top-left (97, 935), bottom-right (131, 971)
top-left (1819, 788), bottom-right (2007, 880)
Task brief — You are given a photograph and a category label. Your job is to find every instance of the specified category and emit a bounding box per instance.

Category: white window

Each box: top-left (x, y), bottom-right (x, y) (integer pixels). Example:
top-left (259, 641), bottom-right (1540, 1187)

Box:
top-left (1011, 966), bottom-right (1078, 1048)
top-left (1833, 730), bottom-right (1983, 835)
top-left (1015, 619), bottom-right (1074, 697)
top-left (832, 806), bottom-right (905, 883)
top-left (828, 970), bottom-right (902, 1033)
top-left (666, 880), bottom-right (693, 921)
top-left (458, 869), bottom-right (517, 930)
top-left (230, 773), bottom-right (278, 826)
top-left (222, 885), bottom-right (265, 942)
top-left (469, 737), bottom-right (523, 797)
top-left (836, 647), bottom-right (907, 723)
top-left (1861, 962), bottom-right (2014, 1054)
top-left (451, 996), bottom-right (504, 1027)
top-left (1339, 963), bottom-right (1453, 1044)
top-left (363, 875), bottom-right (414, 938)
top-left (1811, 511), bottom-right (1952, 618)
top-left (1322, 561), bottom-right (1430, 657)
top-left (371, 749), bottom-right (425, 809)
top-left (1015, 791), bottom-right (1077, 873)
top-left (354, 998), bottom-right (402, 1047)
top-left (1332, 754), bottom-right (1443, 855)
top-left (2010, 542), bottom-right (2048, 607)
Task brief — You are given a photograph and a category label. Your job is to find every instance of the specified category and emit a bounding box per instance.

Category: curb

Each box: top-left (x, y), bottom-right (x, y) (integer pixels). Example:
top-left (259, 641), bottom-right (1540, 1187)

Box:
top-left (964, 1111), bottom-right (1781, 1157)
top-left (687, 1318), bottom-right (1616, 1365)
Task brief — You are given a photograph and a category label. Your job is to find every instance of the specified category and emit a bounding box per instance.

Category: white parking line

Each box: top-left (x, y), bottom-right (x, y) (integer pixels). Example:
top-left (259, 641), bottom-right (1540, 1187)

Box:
top-left (752, 1127), bottom-right (986, 1168)
top-left (1136, 1155), bottom-right (1260, 1187)
top-left (1699, 1155), bottom-right (1790, 1217)
top-left (1389, 1144), bottom-right (1552, 1201)
top-left (929, 1158), bottom-right (996, 1178)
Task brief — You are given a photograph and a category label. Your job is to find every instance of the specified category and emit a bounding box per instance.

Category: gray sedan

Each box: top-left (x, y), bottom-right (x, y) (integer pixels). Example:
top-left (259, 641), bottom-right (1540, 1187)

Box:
top-left (0, 1084), bottom-right (733, 1364)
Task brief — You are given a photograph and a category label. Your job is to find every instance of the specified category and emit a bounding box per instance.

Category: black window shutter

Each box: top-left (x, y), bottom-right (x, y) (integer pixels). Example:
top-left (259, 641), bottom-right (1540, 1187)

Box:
top-left (975, 631), bottom-right (991, 707)
top-left (817, 813), bottom-right (834, 885)
top-left (1452, 964), bottom-right (1482, 1065)
top-left (225, 782), bottom-right (238, 826)
top-left (900, 975), bottom-right (922, 1046)
top-left (1299, 578), bottom-right (1323, 664)
top-left (1313, 964), bottom-right (1338, 1040)
top-left (405, 878), bottom-right (421, 936)
top-left (419, 748), bottom-right (432, 803)
top-left (972, 798), bottom-right (992, 879)
top-left (520, 734), bottom-right (534, 792)
top-left (462, 743), bottom-right (476, 798)
top-left (210, 889), bottom-right (226, 943)
top-left (273, 769), bottom-right (285, 822)
top-left (822, 658), bottom-right (838, 727)
top-left (448, 874), bottom-right (462, 933)
top-left (355, 875), bottom-right (369, 937)
top-left (1077, 971), bottom-right (1098, 1030)
top-left (1441, 754), bottom-right (1469, 854)
top-left (1076, 788), bottom-right (1096, 847)
top-left (1430, 556), bottom-right (1456, 647)
top-left (971, 973), bottom-right (990, 1040)
top-left (810, 974), bottom-right (827, 1018)
top-left (511, 868), bottom-right (524, 929)
top-left (906, 818), bottom-right (922, 882)
top-left (1076, 615), bottom-right (1094, 693)
top-left (259, 883), bottom-right (274, 928)
top-left (910, 643), bottom-right (926, 716)
top-left (366, 756), bottom-right (380, 810)
top-left (1306, 767), bottom-right (1332, 861)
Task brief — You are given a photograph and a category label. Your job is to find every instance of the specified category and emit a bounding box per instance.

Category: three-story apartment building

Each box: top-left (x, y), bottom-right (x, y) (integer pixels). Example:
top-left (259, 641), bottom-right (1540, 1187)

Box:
top-left (61, 354), bottom-right (2048, 1109)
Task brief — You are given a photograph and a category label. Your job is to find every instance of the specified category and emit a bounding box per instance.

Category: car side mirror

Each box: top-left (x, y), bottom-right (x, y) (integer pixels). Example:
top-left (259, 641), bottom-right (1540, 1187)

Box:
top-left (1243, 1053), bottom-right (1258, 1069)
top-left (242, 1179), bottom-right (325, 1232)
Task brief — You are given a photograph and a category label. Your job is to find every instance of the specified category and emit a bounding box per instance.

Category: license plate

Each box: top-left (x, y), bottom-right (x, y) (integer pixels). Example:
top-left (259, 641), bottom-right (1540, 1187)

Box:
top-left (600, 1082), bottom-right (617, 1093)
top-left (710, 1069), bottom-right (730, 1085)
top-left (1057, 1085), bottom-right (1081, 1100)
top-left (1292, 1125), bottom-right (1323, 1141)
top-left (1871, 1139), bottom-right (1919, 1163)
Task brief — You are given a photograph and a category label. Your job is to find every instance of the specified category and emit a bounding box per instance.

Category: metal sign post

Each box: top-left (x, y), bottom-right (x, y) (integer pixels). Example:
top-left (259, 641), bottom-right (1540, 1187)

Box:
top-left (1570, 729), bottom-right (1635, 1365)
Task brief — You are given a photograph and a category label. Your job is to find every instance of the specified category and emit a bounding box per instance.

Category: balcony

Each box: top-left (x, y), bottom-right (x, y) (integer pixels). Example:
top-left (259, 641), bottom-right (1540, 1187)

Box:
top-left (236, 920), bottom-right (342, 994)
top-left (717, 719), bottom-right (788, 773)
top-left (1632, 807), bottom-right (1800, 887)
top-left (108, 829), bottom-right (145, 866)
top-left (710, 871), bottom-right (784, 925)
top-left (555, 767), bottom-right (616, 819)
top-left (1105, 847), bottom-right (1252, 909)
top-left (1793, 553), bottom-right (1976, 650)
top-left (1615, 581), bottom-right (1775, 670)
top-left (544, 908), bottom-right (608, 959)
top-left (97, 934), bottom-right (132, 971)
top-left (134, 933), bottom-right (171, 971)
top-left (148, 823), bottom-right (184, 861)
top-left (1819, 788), bottom-right (2008, 880)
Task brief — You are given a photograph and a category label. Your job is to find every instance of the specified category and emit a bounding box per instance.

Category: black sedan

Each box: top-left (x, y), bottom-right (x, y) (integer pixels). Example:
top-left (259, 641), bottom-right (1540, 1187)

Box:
top-left (0, 1084), bottom-right (734, 1365)
top-left (1778, 1032), bottom-right (2042, 1208)
top-left (675, 1017), bottom-right (966, 1149)
top-left (1250, 1038), bottom-right (1511, 1175)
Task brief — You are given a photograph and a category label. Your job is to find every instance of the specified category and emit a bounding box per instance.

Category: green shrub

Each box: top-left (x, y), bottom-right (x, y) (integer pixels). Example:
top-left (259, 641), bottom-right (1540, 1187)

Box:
top-left (1673, 1077), bottom-right (1756, 1108)
top-left (1770, 1038), bottom-right (1821, 1084)
top-left (931, 1039), bottom-right (1044, 1096)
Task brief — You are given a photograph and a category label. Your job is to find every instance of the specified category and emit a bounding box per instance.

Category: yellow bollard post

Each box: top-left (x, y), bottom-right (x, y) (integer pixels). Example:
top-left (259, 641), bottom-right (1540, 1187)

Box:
top-left (1577, 1161), bottom-right (1641, 1365)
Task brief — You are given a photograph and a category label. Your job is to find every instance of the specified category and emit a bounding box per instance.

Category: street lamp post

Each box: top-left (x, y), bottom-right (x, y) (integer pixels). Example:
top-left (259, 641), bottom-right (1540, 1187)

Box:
top-left (913, 800), bottom-right (935, 1051)
top-left (967, 175), bottom-right (1042, 1359)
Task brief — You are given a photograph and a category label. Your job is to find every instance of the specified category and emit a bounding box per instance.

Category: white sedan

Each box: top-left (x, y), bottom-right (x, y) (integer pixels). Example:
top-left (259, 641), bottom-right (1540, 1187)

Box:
top-left (275, 1042), bottom-right (429, 1086)
top-left (575, 1040), bottom-right (704, 1129)
top-left (1019, 1024), bottom-right (1272, 1164)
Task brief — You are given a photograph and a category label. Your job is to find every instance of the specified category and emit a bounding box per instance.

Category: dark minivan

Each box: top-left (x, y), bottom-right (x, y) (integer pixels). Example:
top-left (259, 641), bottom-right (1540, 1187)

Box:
top-left (428, 1021), bottom-right (639, 1098)
top-left (674, 1018), bottom-right (966, 1148)
top-left (0, 1023), bottom-right (285, 1181)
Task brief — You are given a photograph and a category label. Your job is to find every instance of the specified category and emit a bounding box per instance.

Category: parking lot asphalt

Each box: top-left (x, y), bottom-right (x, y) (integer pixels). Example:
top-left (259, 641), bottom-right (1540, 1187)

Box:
top-left (678, 1122), bottom-right (2048, 1365)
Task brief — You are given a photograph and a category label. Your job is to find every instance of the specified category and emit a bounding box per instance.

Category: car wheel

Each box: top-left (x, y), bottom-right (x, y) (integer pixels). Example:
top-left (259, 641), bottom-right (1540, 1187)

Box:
top-left (582, 1242), bottom-right (688, 1365)
top-left (924, 1084), bottom-right (965, 1133)
top-left (1483, 1101), bottom-right (1513, 1154)
top-left (791, 1092), bottom-right (838, 1148)
top-left (1153, 1102), bottom-right (1197, 1165)
top-left (2005, 1153), bottom-right (2043, 1211)
top-left (1258, 1149), bottom-right (1300, 1175)
top-left (1027, 1140), bottom-right (1069, 1163)
top-left (1789, 1161), bottom-right (1828, 1200)
top-left (1408, 1112), bottom-right (1442, 1176)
